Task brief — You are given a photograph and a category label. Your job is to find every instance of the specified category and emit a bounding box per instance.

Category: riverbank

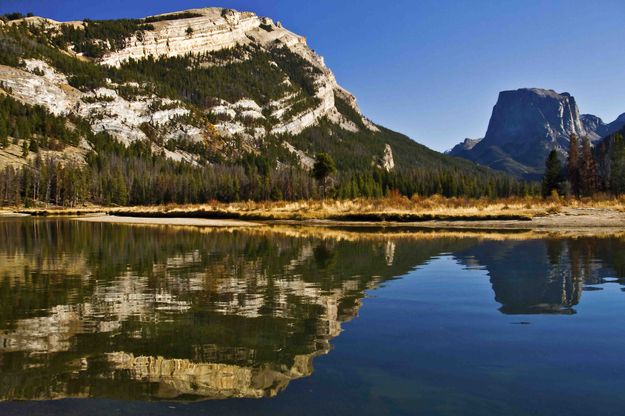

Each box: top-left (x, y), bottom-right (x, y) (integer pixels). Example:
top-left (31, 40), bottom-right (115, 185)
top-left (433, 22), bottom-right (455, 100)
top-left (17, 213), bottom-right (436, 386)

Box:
top-left (6, 197), bottom-right (625, 231)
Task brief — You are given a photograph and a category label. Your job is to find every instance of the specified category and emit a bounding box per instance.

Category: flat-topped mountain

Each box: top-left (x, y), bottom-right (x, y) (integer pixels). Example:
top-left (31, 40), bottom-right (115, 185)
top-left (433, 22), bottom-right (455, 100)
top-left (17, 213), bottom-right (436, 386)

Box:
top-left (449, 88), bottom-right (625, 178)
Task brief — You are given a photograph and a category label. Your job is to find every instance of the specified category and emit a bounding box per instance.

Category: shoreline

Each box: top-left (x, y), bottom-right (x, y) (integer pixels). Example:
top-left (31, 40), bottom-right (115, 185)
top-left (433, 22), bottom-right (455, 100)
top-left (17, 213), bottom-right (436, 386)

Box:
top-left (4, 204), bottom-right (625, 233)
top-left (64, 208), bottom-right (625, 234)
top-left (75, 215), bottom-right (262, 228)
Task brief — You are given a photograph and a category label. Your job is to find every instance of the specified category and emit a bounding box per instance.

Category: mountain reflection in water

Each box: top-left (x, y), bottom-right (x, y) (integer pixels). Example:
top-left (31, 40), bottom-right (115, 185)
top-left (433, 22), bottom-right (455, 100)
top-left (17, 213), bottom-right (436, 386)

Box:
top-left (0, 219), bottom-right (623, 402)
top-left (457, 238), bottom-right (625, 314)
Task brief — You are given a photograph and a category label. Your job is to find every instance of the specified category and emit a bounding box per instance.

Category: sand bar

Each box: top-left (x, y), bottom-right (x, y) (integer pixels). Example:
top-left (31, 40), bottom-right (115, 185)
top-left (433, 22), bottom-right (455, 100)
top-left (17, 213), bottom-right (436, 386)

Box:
top-left (76, 215), bottom-right (261, 227)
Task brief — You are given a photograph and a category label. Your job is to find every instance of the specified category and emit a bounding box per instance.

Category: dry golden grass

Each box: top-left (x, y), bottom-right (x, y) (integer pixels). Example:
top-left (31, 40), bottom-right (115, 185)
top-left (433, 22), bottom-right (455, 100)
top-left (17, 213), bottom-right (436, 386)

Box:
top-left (12, 194), bottom-right (625, 222)
top-left (107, 195), bottom-right (625, 222)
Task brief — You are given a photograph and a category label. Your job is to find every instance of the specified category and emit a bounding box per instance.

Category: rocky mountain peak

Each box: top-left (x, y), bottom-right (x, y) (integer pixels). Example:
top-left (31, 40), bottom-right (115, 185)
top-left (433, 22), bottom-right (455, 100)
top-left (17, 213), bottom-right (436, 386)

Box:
top-left (487, 88), bottom-right (587, 146)
top-left (449, 88), bottom-right (625, 178)
top-left (447, 138), bottom-right (482, 155)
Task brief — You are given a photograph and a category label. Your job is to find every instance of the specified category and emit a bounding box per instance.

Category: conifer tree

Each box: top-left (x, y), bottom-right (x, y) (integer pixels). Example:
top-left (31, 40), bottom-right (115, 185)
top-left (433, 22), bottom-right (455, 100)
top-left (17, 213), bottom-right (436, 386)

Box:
top-left (609, 133), bottom-right (625, 195)
top-left (312, 153), bottom-right (336, 198)
top-left (542, 149), bottom-right (562, 197)
top-left (567, 133), bottom-right (580, 196)
top-left (579, 136), bottom-right (598, 196)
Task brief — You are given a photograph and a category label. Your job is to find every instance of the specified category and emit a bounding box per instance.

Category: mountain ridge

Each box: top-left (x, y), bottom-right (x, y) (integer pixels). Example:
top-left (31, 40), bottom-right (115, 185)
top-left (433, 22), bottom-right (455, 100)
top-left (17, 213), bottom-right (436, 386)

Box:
top-left (0, 7), bottom-right (486, 174)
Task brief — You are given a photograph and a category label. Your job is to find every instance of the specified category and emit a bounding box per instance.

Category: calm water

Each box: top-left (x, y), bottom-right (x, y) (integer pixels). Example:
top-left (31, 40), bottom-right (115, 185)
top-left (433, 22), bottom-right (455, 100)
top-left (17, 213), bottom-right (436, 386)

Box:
top-left (0, 219), bottom-right (624, 415)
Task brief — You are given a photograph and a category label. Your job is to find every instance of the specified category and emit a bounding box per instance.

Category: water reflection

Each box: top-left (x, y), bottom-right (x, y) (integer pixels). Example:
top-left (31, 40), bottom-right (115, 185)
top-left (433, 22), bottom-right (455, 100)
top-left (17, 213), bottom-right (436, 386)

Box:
top-left (0, 219), bottom-right (624, 402)
top-left (456, 238), bottom-right (625, 314)
top-left (0, 220), bottom-right (467, 401)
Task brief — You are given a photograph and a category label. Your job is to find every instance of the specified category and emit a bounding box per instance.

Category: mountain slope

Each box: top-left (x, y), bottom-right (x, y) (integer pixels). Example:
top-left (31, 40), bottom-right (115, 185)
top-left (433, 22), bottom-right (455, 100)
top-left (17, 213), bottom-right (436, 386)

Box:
top-left (0, 7), bottom-right (505, 173)
top-left (449, 88), bottom-right (625, 178)
top-left (0, 8), bottom-right (532, 206)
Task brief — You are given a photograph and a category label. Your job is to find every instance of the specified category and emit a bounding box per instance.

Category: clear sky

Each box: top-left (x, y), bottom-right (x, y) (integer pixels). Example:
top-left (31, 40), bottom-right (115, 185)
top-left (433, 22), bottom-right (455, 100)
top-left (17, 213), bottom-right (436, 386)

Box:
top-left (2, 0), bottom-right (624, 151)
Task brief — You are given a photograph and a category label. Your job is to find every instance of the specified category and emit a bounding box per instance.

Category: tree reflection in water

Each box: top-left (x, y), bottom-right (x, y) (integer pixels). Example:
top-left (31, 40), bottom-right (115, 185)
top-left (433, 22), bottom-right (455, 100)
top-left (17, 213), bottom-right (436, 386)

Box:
top-left (0, 219), bottom-right (623, 401)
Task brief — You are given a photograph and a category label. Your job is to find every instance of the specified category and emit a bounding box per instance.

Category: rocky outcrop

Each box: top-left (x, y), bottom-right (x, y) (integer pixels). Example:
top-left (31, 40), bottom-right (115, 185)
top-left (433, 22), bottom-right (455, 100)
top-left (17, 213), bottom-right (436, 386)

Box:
top-left (0, 61), bottom-right (81, 116)
top-left (449, 88), bottom-right (625, 177)
top-left (379, 144), bottom-right (395, 171)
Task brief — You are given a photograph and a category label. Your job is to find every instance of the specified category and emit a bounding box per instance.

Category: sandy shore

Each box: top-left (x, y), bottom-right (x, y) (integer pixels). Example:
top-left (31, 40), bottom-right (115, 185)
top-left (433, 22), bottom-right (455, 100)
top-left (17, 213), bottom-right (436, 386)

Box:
top-left (314, 208), bottom-right (625, 230)
top-left (76, 215), bottom-right (261, 227)
top-left (0, 211), bottom-right (30, 218)
top-left (65, 207), bottom-right (625, 233)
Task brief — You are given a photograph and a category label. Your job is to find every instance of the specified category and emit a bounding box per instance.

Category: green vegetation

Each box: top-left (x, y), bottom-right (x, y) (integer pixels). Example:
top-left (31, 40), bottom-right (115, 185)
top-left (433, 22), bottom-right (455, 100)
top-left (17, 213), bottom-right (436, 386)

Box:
top-left (607, 132), bottom-right (625, 194)
top-left (542, 130), bottom-right (625, 197)
top-left (269, 46), bottom-right (322, 96)
top-left (542, 150), bottom-right (563, 197)
top-left (313, 152), bottom-right (336, 196)
top-left (598, 129), bottom-right (625, 196)
top-left (143, 12), bottom-right (203, 23)
top-left (0, 95), bottom-right (81, 149)
top-left (118, 45), bottom-right (317, 109)
top-left (54, 19), bottom-right (154, 58)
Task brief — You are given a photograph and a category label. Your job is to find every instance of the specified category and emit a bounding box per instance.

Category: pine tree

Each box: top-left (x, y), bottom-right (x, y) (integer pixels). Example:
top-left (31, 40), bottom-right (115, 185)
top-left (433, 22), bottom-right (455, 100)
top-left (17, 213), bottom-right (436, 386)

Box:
top-left (542, 149), bottom-right (562, 197)
top-left (21, 140), bottom-right (29, 158)
top-left (579, 136), bottom-right (598, 196)
top-left (312, 153), bottom-right (336, 198)
top-left (567, 133), bottom-right (580, 196)
top-left (609, 133), bottom-right (625, 195)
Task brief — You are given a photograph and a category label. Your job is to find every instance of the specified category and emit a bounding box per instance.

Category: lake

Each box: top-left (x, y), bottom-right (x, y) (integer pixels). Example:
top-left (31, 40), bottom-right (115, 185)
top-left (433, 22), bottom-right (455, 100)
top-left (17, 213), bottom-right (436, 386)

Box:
top-left (0, 218), bottom-right (624, 415)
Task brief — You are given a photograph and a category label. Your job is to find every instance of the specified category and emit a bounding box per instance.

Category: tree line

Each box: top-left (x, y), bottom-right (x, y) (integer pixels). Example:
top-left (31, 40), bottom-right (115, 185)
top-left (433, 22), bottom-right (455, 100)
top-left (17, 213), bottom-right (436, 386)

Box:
top-left (0, 140), bottom-right (538, 207)
top-left (0, 20), bottom-right (538, 207)
top-left (542, 130), bottom-right (625, 197)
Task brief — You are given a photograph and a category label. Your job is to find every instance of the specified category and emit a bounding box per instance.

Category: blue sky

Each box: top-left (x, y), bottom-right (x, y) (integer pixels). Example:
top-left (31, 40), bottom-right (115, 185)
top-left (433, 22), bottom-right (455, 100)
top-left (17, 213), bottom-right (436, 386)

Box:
top-left (2, 0), bottom-right (624, 151)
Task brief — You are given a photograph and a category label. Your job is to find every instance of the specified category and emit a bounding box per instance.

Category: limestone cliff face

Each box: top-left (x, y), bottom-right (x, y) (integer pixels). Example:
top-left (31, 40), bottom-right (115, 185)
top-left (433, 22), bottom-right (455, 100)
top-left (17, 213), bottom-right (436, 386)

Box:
top-left (0, 7), bottom-right (379, 168)
top-left (0, 59), bottom-right (208, 164)
top-left (96, 8), bottom-right (375, 136)
top-left (449, 88), bottom-right (625, 177)
top-left (379, 143), bottom-right (395, 171)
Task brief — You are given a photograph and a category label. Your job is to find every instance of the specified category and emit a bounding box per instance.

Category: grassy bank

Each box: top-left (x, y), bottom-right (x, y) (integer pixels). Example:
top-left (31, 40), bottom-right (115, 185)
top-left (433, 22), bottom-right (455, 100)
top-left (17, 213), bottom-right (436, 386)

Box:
top-left (10, 195), bottom-right (620, 220)
top-left (9, 195), bottom-right (625, 223)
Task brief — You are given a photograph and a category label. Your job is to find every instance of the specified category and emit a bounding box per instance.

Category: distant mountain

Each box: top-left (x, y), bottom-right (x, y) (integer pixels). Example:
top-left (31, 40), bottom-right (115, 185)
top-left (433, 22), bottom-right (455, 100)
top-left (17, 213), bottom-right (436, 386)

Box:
top-left (447, 138), bottom-right (482, 157)
top-left (582, 113), bottom-right (625, 139)
top-left (449, 88), bottom-right (625, 178)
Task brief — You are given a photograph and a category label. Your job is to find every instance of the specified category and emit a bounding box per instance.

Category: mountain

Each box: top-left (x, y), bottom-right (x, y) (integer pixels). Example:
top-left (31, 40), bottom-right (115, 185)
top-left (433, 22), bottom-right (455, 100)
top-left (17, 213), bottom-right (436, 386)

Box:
top-left (449, 88), bottom-right (625, 178)
top-left (582, 113), bottom-right (625, 139)
top-left (0, 8), bottom-right (497, 178)
top-left (447, 138), bottom-right (482, 156)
